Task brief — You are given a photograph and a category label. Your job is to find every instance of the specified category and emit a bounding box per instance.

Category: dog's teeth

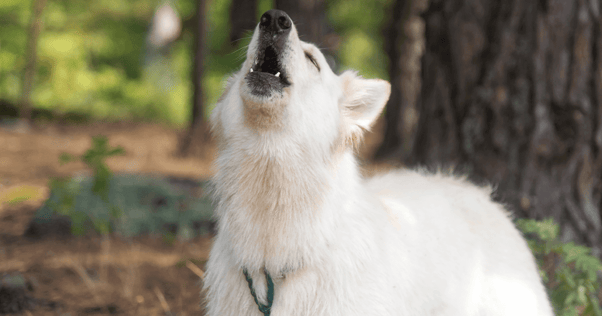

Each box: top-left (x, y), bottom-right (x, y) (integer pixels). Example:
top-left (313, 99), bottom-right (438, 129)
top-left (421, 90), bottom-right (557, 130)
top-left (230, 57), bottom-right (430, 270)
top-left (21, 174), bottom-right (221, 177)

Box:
top-left (275, 72), bottom-right (280, 77)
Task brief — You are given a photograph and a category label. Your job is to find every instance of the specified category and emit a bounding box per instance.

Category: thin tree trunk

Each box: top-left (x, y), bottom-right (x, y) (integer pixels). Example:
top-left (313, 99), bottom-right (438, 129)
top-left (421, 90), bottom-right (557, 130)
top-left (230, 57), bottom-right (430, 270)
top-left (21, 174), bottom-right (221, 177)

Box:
top-left (20, 0), bottom-right (47, 123)
top-left (179, 0), bottom-right (208, 157)
top-left (375, 0), bottom-right (428, 160)
top-left (229, 0), bottom-right (258, 44)
top-left (386, 0), bottom-right (602, 255)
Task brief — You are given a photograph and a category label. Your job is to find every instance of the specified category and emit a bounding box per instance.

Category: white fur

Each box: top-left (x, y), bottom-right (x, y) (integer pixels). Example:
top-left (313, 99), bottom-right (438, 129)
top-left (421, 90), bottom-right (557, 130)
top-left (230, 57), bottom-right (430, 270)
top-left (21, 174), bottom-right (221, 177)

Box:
top-left (203, 21), bottom-right (554, 316)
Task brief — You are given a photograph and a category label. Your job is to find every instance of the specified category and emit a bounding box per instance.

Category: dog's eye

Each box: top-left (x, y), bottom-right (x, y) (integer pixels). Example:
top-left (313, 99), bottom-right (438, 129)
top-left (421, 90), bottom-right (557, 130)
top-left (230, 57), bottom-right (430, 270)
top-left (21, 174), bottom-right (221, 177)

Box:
top-left (305, 52), bottom-right (320, 72)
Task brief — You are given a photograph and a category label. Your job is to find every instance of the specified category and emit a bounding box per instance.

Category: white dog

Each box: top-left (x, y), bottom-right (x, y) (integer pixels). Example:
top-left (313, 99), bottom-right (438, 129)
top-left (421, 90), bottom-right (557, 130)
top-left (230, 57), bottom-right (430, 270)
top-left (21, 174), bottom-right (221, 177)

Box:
top-left (203, 9), bottom-right (554, 316)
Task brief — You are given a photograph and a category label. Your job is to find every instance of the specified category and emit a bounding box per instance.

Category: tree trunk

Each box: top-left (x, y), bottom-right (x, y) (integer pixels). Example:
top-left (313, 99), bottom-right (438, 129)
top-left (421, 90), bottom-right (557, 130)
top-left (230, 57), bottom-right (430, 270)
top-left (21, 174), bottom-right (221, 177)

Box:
top-left (229, 0), bottom-right (258, 44)
top-left (19, 0), bottom-right (47, 123)
top-left (375, 0), bottom-right (428, 160)
top-left (179, 0), bottom-right (208, 157)
top-left (380, 0), bottom-right (602, 255)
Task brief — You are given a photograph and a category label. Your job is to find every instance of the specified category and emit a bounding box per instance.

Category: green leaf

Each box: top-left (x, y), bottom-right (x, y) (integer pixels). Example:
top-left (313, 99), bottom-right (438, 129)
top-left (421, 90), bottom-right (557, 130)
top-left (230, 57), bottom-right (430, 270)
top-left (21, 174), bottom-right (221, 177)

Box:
top-left (59, 153), bottom-right (74, 165)
top-left (108, 146), bottom-right (125, 156)
top-left (564, 292), bottom-right (576, 306)
top-left (93, 219), bottom-right (111, 234)
top-left (588, 295), bottom-right (602, 316)
top-left (561, 306), bottom-right (579, 316)
top-left (92, 135), bottom-right (108, 150)
top-left (539, 268), bottom-right (549, 283)
top-left (562, 243), bottom-right (591, 263)
top-left (110, 206), bottom-right (123, 219)
top-left (577, 285), bottom-right (587, 305)
top-left (70, 211), bottom-right (88, 235)
top-left (576, 256), bottom-right (602, 281)
top-left (560, 266), bottom-right (577, 288)
top-left (92, 165), bottom-right (111, 199)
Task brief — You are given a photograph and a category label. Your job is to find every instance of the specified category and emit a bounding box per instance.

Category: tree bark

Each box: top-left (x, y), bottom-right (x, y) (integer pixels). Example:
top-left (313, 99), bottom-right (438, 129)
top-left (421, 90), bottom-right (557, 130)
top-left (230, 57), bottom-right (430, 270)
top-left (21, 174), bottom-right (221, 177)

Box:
top-left (380, 0), bottom-right (602, 255)
top-left (179, 0), bottom-right (208, 157)
top-left (375, 0), bottom-right (428, 160)
top-left (229, 0), bottom-right (258, 44)
top-left (19, 0), bottom-right (47, 123)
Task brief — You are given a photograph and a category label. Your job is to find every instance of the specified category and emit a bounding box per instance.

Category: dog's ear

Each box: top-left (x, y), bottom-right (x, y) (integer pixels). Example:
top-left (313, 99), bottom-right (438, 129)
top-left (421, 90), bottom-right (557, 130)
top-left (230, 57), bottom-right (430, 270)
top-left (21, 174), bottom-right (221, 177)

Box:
top-left (340, 70), bottom-right (391, 133)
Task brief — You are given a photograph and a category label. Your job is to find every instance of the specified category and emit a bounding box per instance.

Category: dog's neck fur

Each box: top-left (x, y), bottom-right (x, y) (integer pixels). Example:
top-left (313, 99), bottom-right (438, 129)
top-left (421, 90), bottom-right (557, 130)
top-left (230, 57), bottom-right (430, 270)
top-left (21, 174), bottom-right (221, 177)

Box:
top-left (212, 135), bottom-right (360, 273)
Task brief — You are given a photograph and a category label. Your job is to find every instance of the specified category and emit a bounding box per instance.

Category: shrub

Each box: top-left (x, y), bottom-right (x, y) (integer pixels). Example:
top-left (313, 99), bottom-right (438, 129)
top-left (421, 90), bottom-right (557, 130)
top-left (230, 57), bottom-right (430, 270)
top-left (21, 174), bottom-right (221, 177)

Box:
top-left (517, 218), bottom-right (602, 316)
top-left (37, 135), bottom-right (214, 239)
top-left (50, 135), bottom-right (124, 235)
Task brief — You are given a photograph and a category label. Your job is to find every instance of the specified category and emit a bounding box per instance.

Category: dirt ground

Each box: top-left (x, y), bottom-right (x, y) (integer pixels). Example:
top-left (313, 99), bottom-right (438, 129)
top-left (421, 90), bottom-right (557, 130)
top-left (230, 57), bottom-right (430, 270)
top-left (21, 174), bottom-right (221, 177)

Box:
top-left (0, 119), bottom-right (386, 315)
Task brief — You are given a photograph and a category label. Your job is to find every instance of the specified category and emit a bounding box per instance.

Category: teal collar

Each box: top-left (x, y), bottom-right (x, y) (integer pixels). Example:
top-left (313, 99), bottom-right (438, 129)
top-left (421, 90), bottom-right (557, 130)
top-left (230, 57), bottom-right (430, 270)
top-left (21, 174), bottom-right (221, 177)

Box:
top-left (243, 268), bottom-right (274, 316)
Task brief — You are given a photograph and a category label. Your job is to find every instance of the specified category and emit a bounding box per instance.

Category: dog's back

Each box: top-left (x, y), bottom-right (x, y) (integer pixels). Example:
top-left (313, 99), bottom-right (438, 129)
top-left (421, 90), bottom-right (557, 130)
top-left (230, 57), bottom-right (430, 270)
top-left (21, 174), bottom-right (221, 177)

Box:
top-left (367, 170), bottom-right (553, 315)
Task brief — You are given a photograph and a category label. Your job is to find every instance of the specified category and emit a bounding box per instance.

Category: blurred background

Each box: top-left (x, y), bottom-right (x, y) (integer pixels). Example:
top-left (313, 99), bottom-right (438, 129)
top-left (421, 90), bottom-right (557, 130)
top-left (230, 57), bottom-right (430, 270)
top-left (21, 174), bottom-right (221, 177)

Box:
top-left (0, 0), bottom-right (388, 127)
top-left (1, 0), bottom-right (602, 315)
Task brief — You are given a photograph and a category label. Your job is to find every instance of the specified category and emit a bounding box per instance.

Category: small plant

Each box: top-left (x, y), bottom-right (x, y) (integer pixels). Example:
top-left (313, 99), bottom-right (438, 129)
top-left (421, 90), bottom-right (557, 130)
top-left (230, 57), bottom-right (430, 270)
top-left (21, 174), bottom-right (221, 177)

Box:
top-left (39, 135), bottom-right (214, 239)
top-left (517, 218), bottom-right (602, 316)
top-left (50, 135), bottom-right (125, 235)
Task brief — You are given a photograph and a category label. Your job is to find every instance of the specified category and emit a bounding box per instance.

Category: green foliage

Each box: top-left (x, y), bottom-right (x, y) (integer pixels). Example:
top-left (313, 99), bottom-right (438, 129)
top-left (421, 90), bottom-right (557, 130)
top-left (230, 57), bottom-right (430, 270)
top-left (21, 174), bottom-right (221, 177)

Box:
top-left (50, 135), bottom-right (125, 234)
top-left (1, 0), bottom-right (391, 125)
top-left (517, 218), bottom-right (602, 316)
top-left (41, 172), bottom-right (215, 238)
top-left (327, 0), bottom-right (390, 79)
top-left (40, 135), bottom-right (214, 239)
top-left (2, 0), bottom-right (192, 125)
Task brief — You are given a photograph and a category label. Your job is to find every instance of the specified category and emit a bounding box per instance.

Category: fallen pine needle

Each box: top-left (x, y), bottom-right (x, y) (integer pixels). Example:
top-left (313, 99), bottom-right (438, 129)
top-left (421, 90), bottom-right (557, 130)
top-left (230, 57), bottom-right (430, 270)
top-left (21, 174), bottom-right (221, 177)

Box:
top-left (153, 286), bottom-right (171, 314)
top-left (185, 260), bottom-right (205, 280)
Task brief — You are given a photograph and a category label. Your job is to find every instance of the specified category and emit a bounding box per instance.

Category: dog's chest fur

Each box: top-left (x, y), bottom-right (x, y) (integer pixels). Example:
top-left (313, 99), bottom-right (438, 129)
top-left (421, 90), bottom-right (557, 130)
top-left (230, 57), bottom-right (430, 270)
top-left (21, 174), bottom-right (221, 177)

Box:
top-left (212, 144), bottom-right (335, 272)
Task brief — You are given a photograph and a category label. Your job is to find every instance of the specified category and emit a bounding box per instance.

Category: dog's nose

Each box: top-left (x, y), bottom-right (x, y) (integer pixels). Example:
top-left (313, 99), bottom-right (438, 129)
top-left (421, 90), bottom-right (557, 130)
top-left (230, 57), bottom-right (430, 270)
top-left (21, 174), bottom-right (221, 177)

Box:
top-left (259, 10), bottom-right (292, 35)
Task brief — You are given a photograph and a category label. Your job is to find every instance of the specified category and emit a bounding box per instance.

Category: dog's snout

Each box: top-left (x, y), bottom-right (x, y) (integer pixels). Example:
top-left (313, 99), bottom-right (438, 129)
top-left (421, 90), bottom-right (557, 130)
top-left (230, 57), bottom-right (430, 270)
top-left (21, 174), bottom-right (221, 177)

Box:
top-left (260, 10), bottom-right (292, 35)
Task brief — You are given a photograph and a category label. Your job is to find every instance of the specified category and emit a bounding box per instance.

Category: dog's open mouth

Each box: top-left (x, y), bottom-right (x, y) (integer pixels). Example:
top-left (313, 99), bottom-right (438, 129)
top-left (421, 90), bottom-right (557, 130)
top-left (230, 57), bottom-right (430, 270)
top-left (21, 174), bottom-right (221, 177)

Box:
top-left (246, 45), bottom-right (290, 96)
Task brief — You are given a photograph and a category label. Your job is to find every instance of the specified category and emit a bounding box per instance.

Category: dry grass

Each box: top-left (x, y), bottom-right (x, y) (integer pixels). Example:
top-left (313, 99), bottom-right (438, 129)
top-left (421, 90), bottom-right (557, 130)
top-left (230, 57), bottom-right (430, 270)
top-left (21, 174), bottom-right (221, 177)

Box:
top-left (1, 202), bottom-right (211, 315)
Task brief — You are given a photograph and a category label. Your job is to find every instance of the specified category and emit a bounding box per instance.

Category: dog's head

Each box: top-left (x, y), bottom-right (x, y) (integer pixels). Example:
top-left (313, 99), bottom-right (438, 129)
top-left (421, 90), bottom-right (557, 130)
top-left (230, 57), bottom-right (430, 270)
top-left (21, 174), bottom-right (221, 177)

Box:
top-left (212, 10), bottom-right (390, 157)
